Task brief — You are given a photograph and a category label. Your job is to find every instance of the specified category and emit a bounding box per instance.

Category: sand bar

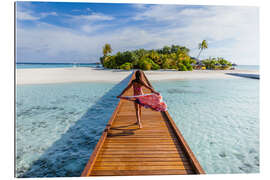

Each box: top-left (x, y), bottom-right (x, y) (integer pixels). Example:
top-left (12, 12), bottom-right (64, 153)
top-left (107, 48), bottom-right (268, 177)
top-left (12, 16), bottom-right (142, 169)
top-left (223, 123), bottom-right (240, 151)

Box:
top-left (16, 67), bottom-right (259, 85)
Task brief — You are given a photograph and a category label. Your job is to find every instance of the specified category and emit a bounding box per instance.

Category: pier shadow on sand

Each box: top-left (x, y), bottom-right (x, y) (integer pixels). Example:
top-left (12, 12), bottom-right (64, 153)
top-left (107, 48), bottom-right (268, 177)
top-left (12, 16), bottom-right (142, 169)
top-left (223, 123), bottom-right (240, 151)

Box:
top-left (19, 72), bottom-right (133, 178)
top-left (225, 73), bottom-right (259, 79)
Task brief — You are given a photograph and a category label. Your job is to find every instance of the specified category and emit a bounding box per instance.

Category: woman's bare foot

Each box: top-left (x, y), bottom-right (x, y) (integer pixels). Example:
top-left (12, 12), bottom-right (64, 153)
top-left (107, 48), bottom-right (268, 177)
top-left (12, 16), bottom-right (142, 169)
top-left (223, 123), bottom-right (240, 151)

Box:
top-left (135, 121), bottom-right (143, 128)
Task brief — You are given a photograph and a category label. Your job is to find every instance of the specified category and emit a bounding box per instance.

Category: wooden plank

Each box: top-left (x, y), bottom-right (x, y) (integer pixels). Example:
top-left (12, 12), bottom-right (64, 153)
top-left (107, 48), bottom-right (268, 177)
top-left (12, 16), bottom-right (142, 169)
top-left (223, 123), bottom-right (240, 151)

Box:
top-left (93, 165), bottom-right (192, 170)
top-left (106, 139), bottom-right (178, 143)
top-left (98, 154), bottom-right (187, 158)
top-left (99, 150), bottom-right (184, 154)
top-left (94, 161), bottom-right (190, 166)
top-left (106, 136), bottom-right (177, 140)
top-left (108, 129), bottom-right (173, 133)
top-left (107, 132), bottom-right (174, 135)
top-left (107, 137), bottom-right (176, 140)
top-left (101, 147), bottom-right (182, 151)
top-left (110, 124), bottom-right (167, 127)
top-left (91, 169), bottom-right (195, 176)
top-left (103, 144), bottom-right (180, 148)
top-left (111, 122), bottom-right (165, 125)
top-left (108, 126), bottom-right (166, 131)
top-left (107, 132), bottom-right (174, 136)
top-left (103, 142), bottom-right (175, 146)
top-left (96, 157), bottom-right (189, 162)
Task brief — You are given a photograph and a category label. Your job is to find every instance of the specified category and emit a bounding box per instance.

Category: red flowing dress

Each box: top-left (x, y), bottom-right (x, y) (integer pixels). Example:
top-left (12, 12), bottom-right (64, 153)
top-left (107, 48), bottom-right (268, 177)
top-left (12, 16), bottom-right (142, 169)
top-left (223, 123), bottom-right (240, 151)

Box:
top-left (119, 82), bottom-right (167, 112)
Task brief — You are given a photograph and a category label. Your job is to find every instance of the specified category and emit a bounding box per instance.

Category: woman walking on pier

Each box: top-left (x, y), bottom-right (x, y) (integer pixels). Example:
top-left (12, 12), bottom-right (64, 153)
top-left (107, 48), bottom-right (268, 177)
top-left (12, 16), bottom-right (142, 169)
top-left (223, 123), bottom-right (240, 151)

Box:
top-left (117, 70), bottom-right (166, 128)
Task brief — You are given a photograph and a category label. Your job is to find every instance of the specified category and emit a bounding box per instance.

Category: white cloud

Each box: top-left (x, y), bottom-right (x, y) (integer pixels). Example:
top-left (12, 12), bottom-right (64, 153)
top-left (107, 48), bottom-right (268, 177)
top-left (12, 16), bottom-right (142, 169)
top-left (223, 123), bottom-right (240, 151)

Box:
top-left (71, 8), bottom-right (92, 13)
top-left (16, 10), bottom-right (57, 21)
top-left (40, 12), bottom-right (58, 18)
top-left (81, 24), bottom-right (107, 33)
top-left (133, 5), bottom-right (259, 65)
top-left (132, 4), bottom-right (148, 10)
top-left (16, 23), bottom-right (99, 62)
top-left (178, 7), bottom-right (214, 17)
top-left (16, 11), bottom-right (40, 21)
top-left (70, 13), bottom-right (114, 22)
top-left (133, 5), bottom-right (181, 21)
top-left (16, 22), bottom-right (161, 62)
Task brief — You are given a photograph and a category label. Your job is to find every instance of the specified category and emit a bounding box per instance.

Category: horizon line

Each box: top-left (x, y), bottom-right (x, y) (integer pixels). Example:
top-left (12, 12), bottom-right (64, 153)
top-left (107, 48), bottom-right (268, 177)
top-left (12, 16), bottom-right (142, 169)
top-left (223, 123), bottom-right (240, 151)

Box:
top-left (16, 62), bottom-right (259, 66)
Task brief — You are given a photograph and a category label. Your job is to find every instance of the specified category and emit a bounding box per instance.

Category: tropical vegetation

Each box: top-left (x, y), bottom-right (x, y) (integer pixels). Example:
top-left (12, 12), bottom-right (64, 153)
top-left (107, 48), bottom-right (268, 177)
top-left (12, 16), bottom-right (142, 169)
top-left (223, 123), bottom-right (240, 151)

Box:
top-left (100, 42), bottom-right (233, 71)
top-left (100, 44), bottom-right (197, 71)
top-left (100, 43), bottom-right (112, 65)
top-left (201, 57), bottom-right (232, 70)
top-left (197, 40), bottom-right (208, 59)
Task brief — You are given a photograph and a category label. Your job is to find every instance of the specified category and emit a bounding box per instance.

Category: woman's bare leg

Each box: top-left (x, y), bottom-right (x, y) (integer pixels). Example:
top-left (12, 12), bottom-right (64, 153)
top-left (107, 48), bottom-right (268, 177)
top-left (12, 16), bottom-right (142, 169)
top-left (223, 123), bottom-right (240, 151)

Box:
top-left (139, 106), bottom-right (142, 128)
top-left (139, 106), bottom-right (142, 120)
top-left (134, 103), bottom-right (142, 128)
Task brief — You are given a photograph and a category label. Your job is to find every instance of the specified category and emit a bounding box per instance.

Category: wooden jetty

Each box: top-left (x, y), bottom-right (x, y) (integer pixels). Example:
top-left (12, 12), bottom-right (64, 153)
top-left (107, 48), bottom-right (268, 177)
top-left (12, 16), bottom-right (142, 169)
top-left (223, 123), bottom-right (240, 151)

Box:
top-left (81, 71), bottom-right (205, 176)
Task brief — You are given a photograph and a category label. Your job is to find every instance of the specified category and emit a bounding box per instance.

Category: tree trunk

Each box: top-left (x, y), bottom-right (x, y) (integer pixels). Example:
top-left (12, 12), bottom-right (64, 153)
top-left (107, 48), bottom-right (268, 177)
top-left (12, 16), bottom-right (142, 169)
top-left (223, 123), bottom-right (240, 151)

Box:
top-left (197, 49), bottom-right (202, 59)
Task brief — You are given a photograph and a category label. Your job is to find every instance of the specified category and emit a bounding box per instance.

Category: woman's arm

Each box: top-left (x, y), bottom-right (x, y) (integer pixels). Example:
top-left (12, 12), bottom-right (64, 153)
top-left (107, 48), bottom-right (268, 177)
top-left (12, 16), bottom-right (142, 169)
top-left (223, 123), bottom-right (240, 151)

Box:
top-left (117, 82), bottom-right (133, 98)
top-left (139, 80), bottom-right (160, 95)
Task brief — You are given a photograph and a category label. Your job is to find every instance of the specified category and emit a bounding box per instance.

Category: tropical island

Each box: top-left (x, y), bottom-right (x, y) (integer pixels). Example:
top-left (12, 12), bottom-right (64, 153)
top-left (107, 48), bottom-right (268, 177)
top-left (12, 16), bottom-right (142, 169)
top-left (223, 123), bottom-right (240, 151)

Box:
top-left (100, 40), bottom-right (234, 71)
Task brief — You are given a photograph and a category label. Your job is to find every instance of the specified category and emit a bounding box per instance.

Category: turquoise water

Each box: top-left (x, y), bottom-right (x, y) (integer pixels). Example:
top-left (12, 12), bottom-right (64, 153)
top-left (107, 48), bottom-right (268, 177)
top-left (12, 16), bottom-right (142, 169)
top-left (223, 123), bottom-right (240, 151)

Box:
top-left (16, 77), bottom-right (259, 177)
top-left (16, 63), bottom-right (258, 70)
top-left (153, 78), bottom-right (259, 174)
top-left (16, 63), bottom-right (101, 69)
top-left (16, 75), bottom-right (131, 177)
top-left (16, 63), bottom-right (258, 71)
top-left (236, 65), bottom-right (259, 71)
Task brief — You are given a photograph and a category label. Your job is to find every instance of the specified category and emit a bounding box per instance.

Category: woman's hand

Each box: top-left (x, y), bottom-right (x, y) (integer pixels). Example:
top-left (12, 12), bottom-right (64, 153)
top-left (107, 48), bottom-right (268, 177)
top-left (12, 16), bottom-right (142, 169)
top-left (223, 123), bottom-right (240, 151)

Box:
top-left (117, 95), bottom-right (121, 98)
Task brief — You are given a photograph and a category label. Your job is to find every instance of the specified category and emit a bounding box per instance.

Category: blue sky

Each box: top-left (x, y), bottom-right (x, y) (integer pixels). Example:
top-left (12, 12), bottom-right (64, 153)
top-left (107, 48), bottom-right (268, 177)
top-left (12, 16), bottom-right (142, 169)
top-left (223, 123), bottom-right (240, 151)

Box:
top-left (16, 2), bottom-right (259, 65)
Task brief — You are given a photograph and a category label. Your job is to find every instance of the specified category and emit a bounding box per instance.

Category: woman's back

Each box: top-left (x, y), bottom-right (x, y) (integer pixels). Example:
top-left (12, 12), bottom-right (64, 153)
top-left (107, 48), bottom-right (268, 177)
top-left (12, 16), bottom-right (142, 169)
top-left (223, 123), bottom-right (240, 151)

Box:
top-left (132, 80), bottom-right (143, 96)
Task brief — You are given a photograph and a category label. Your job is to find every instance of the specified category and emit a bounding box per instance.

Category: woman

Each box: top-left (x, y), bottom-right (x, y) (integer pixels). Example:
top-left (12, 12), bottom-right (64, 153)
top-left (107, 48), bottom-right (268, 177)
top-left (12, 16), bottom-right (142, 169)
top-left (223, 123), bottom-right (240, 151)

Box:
top-left (117, 70), bottom-right (160, 128)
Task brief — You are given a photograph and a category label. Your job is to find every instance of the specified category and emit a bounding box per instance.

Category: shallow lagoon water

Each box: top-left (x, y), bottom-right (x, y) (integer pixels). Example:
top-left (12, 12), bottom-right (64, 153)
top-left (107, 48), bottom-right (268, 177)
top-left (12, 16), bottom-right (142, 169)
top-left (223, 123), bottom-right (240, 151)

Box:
top-left (153, 78), bottom-right (259, 174)
top-left (16, 77), bottom-right (259, 177)
top-left (16, 75), bottom-right (131, 177)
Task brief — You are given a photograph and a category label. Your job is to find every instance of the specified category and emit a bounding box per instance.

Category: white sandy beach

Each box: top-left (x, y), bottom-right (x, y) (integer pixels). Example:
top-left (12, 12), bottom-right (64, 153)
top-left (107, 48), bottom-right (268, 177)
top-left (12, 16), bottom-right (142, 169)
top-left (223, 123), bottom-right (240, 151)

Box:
top-left (16, 67), bottom-right (259, 85)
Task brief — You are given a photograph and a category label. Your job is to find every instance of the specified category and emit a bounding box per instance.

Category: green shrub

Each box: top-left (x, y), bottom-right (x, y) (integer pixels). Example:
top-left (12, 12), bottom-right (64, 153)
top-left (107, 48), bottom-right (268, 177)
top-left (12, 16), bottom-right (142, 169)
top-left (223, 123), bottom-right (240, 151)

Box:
top-left (182, 59), bottom-right (189, 66)
top-left (138, 57), bottom-right (159, 70)
top-left (178, 63), bottom-right (188, 71)
top-left (151, 63), bottom-right (160, 70)
top-left (103, 56), bottom-right (117, 68)
top-left (170, 65), bottom-right (178, 70)
top-left (161, 59), bottom-right (170, 69)
top-left (120, 62), bottom-right (133, 70)
top-left (143, 62), bottom-right (152, 70)
top-left (138, 59), bottom-right (152, 70)
top-left (149, 60), bottom-right (160, 70)
top-left (186, 64), bottom-right (193, 71)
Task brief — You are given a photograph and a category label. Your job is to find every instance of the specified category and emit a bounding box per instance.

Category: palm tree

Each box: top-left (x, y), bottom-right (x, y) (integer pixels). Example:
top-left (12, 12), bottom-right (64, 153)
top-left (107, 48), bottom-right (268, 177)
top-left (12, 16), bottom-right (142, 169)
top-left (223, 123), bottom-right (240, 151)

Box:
top-left (197, 40), bottom-right (208, 59)
top-left (102, 43), bottom-right (112, 56)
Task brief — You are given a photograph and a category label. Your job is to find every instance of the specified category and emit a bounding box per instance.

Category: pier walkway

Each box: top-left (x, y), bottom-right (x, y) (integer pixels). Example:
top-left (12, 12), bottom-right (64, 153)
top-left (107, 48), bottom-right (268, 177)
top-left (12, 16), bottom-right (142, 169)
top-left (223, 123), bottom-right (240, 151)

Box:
top-left (81, 71), bottom-right (205, 176)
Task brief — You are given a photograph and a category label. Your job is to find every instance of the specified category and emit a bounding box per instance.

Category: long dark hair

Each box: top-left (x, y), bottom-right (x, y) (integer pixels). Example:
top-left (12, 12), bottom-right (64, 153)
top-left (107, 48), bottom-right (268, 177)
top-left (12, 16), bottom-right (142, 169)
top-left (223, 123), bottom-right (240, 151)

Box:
top-left (133, 70), bottom-right (143, 83)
